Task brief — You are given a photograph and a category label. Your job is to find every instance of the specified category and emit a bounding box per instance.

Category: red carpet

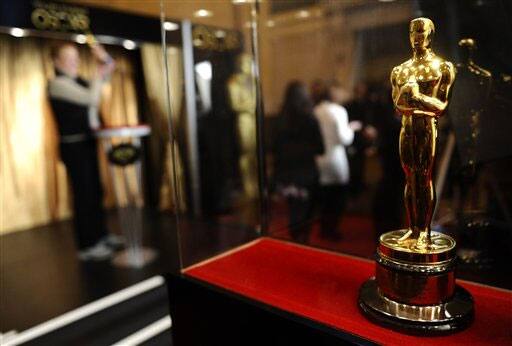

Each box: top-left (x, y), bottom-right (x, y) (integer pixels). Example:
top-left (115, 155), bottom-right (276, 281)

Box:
top-left (267, 197), bottom-right (378, 257)
top-left (184, 238), bottom-right (512, 346)
top-left (269, 213), bottom-right (377, 258)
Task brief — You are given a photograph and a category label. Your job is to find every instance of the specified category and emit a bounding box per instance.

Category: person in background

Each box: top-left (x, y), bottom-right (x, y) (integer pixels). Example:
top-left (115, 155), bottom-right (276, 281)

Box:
top-left (345, 82), bottom-right (375, 198)
top-left (370, 84), bottom-right (404, 241)
top-left (310, 78), bottom-right (326, 106)
top-left (314, 81), bottom-right (362, 240)
top-left (49, 42), bottom-right (121, 261)
top-left (274, 81), bottom-right (324, 243)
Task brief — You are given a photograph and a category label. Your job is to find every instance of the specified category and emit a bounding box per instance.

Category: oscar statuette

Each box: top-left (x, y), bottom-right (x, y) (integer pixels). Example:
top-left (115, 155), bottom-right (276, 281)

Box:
top-left (227, 54), bottom-right (258, 199)
top-left (358, 18), bottom-right (474, 334)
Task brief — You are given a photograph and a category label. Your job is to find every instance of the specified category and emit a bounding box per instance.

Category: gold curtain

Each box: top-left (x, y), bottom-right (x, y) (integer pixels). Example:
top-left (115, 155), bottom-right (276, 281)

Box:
top-left (140, 43), bottom-right (186, 212)
top-left (96, 47), bottom-right (141, 208)
top-left (0, 35), bottom-right (140, 234)
top-left (1, 35), bottom-right (70, 233)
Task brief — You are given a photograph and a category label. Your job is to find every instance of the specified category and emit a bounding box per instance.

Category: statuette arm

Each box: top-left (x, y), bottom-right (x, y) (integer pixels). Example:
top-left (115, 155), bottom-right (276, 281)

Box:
top-left (391, 69), bottom-right (416, 115)
top-left (412, 62), bottom-right (456, 115)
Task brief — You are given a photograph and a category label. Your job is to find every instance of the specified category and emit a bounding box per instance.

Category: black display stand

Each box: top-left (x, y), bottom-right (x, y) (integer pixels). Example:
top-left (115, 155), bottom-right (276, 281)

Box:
top-left (166, 274), bottom-right (376, 346)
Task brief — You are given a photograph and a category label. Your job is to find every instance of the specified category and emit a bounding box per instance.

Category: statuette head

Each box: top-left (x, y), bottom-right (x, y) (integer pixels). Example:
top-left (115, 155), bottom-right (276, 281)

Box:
top-left (237, 53), bottom-right (253, 74)
top-left (458, 38), bottom-right (476, 49)
top-left (409, 17), bottom-right (435, 51)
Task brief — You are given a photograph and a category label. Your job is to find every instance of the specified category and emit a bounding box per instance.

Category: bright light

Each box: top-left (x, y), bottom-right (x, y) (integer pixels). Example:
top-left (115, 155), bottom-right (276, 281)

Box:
top-left (266, 20), bottom-right (275, 27)
top-left (10, 27), bottom-right (26, 37)
top-left (122, 39), bottom-right (137, 50)
top-left (296, 10), bottom-right (310, 18)
top-left (163, 21), bottom-right (179, 31)
top-left (194, 9), bottom-right (213, 18)
top-left (215, 30), bottom-right (226, 38)
top-left (74, 34), bottom-right (87, 44)
top-left (232, 0), bottom-right (249, 3)
top-left (195, 61), bottom-right (212, 80)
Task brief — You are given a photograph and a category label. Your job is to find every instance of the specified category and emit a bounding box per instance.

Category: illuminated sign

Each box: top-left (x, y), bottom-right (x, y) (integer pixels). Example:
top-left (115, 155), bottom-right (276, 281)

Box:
top-left (108, 143), bottom-right (141, 166)
top-left (31, 0), bottom-right (90, 32)
top-left (192, 25), bottom-right (241, 51)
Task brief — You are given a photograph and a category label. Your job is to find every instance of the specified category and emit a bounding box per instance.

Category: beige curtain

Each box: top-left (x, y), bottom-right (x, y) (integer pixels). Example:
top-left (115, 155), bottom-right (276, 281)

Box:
top-left (1, 35), bottom-right (70, 233)
top-left (97, 48), bottom-right (141, 208)
top-left (141, 43), bottom-right (186, 212)
top-left (0, 35), bottom-right (141, 234)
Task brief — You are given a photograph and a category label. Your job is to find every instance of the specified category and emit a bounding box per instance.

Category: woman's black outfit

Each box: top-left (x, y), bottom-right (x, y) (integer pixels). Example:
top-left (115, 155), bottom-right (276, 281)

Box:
top-left (274, 115), bottom-right (324, 243)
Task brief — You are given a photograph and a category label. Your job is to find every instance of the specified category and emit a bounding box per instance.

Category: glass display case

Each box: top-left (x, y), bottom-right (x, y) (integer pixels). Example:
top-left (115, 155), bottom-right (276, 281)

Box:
top-left (159, 0), bottom-right (511, 345)
top-left (0, 0), bottom-right (509, 343)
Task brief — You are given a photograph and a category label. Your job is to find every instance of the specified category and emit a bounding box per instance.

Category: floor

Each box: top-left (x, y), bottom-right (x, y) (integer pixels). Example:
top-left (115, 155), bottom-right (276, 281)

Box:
top-left (0, 210), bottom-right (177, 334)
top-left (21, 284), bottom-right (172, 346)
top-left (0, 207), bottom-right (257, 342)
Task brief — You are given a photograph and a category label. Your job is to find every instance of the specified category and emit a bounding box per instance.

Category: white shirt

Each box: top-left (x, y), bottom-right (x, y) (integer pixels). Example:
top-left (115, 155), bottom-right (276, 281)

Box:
top-left (314, 101), bottom-right (354, 185)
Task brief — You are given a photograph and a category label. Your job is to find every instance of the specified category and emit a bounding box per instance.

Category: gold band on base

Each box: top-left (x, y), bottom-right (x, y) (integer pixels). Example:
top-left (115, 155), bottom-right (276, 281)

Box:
top-left (376, 255), bottom-right (456, 305)
top-left (376, 230), bottom-right (457, 305)
top-left (379, 230), bottom-right (456, 263)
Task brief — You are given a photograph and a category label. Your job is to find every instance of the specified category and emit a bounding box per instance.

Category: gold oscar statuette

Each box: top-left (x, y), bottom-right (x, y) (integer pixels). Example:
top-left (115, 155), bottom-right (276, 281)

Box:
top-left (358, 17), bottom-right (474, 334)
top-left (227, 53), bottom-right (258, 200)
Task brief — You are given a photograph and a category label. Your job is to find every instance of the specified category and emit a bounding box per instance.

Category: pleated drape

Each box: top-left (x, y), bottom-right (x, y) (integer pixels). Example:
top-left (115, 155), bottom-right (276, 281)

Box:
top-left (140, 43), bottom-right (186, 213)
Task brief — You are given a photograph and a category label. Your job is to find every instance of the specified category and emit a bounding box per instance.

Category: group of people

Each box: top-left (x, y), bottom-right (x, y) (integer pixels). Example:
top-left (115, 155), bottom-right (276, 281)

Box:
top-left (273, 79), bottom-right (403, 243)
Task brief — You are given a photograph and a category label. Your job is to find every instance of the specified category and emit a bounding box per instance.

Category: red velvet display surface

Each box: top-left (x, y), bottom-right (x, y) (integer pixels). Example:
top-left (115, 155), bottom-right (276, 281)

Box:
top-left (184, 238), bottom-right (512, 346)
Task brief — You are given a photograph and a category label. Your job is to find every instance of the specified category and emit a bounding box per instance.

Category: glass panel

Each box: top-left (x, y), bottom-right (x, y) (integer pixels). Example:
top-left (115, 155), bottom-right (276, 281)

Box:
top-left (161, 0), bottom-right (261, 269)
top-left (259, 0), bottom-right (511, 289)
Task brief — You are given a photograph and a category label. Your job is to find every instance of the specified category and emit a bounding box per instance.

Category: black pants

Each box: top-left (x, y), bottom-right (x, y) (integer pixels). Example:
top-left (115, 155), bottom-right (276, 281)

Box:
top-left (319, 184), bottom-right (348, 236)
top-left (287, 185), bottom-right (317, 243)
top-left (348, 153), bottom-right (365, 197)
top-left (60, 140), bottom-right (107, 250)
top-left (373, 174), bottom-right (403, 243)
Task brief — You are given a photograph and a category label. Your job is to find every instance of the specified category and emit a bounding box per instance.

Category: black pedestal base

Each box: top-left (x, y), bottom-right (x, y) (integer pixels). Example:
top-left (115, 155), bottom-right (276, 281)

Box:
top-left (169, 274), bottom-right (377, 346)
top-left (358, 278), bottom-right (474, 335)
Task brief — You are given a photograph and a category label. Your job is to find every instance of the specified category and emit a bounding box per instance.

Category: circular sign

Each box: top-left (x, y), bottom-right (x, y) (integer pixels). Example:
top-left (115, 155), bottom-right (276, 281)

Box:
top-left (108, 143), bottom-right (141, 166)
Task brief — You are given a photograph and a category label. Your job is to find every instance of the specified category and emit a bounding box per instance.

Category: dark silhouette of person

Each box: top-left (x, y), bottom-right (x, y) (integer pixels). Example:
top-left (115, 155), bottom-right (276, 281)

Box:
top-left (370, 84), bottom-right (404, 241)
top-left (345, 82), bottom-right (373, 197)
top-left (273, 81), bottom-right (324, 243)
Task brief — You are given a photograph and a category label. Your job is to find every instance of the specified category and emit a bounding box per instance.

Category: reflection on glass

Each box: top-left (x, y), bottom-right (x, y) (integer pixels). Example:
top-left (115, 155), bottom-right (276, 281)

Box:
top-left (195, 60), bottom-right (213, 113)
top-left (227, 53), bottom-right (258, 199)
top-left (160, 1), bottom-right (262, 268)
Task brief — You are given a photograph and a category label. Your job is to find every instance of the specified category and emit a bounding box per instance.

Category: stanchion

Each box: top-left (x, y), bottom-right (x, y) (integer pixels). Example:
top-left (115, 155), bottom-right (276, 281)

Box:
top-left (96, 125), bottom-right (157, 268)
